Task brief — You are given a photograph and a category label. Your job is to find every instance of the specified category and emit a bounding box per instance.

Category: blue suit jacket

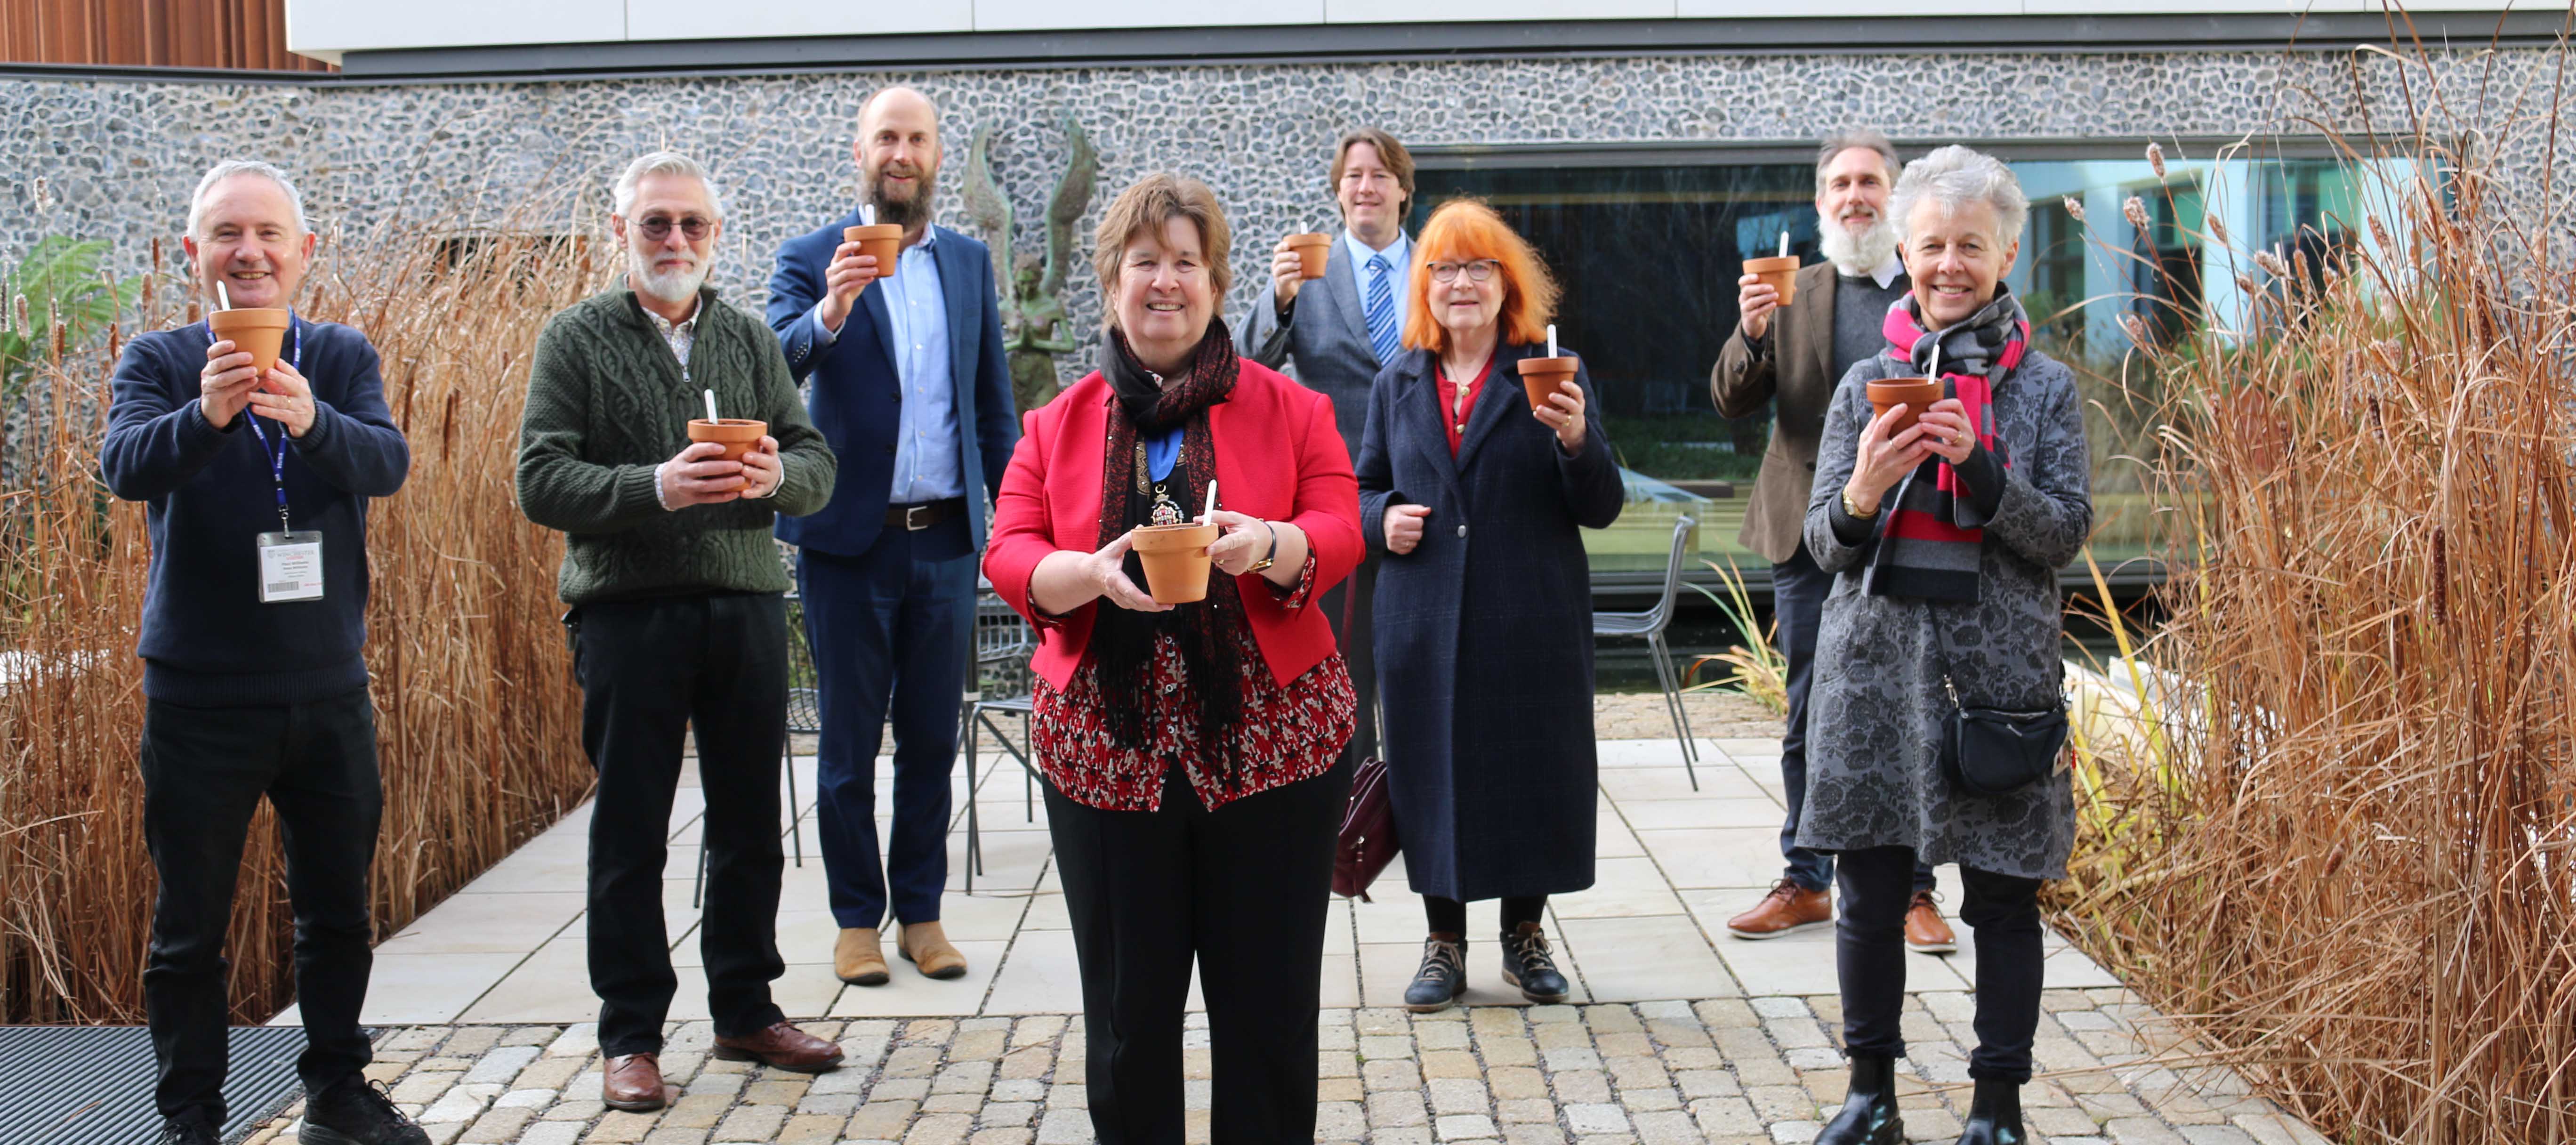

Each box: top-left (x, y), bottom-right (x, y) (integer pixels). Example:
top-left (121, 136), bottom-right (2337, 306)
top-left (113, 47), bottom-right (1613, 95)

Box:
top-left (768, 213), bottom-right (1018, 557)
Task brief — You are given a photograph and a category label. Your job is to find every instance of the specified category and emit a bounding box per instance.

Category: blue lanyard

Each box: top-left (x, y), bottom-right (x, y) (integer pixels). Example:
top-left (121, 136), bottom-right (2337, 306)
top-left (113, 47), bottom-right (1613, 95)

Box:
top-left (207, 315), bottom-right (304, 531)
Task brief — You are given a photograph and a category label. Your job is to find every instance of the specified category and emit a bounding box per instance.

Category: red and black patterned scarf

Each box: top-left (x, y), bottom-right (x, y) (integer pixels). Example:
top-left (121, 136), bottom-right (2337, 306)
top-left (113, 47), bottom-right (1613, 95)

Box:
top-left (1092, 318), bottom-right (1252, 789)
top-left (1865, 287), bottom-right (2030, 602)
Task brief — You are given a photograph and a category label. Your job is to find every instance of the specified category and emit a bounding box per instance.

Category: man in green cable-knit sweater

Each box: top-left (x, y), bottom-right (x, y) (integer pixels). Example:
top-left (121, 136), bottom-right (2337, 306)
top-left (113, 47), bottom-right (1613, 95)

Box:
top-left (515, 151), bottom-right (844, 1111)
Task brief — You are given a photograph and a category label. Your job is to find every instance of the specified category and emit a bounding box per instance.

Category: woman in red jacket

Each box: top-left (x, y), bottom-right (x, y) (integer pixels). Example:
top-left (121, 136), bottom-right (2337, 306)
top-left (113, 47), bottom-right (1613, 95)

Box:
top-left (982, 172), bottom-right (1362, 1145)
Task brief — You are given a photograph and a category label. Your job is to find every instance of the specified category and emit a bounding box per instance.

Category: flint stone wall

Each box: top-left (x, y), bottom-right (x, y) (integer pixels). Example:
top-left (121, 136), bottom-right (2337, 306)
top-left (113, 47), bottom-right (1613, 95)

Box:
top-left (4, 46), bottom-right (2568, 382)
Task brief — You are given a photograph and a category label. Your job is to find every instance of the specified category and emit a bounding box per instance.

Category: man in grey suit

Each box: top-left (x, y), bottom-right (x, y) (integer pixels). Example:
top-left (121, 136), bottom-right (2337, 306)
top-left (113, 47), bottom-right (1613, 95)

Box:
top-left (1710, 129), bottom-right (1954, 952)
top-left (1240, 127), bottom-right (1416, 769)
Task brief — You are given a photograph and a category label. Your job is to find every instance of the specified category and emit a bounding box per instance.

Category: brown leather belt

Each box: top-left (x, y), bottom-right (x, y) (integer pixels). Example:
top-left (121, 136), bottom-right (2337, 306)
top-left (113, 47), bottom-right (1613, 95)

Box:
top-left (885, 497), bottom-right (966, 531)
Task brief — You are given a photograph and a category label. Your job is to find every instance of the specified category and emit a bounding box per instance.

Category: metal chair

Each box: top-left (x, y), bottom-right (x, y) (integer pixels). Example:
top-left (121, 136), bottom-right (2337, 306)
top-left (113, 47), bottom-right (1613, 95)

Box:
top-left (959, 583), bottom-right (1044, 892)
top-left (692, 558), bottom-right (811, 909)
top-left (1592, 515), bottom-right (1700, 790)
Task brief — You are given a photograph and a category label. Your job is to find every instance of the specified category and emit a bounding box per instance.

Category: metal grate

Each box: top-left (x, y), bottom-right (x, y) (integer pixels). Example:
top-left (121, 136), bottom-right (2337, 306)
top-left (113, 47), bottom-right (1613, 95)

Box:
top-left (0, 1024), bottom-right (311, 1144)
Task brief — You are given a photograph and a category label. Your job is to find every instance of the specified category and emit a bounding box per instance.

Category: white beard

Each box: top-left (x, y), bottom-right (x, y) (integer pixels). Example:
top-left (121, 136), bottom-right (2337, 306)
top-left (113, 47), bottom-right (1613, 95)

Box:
top-left (1821, 215), bottom-right (1899, 278)
top-left (629, 253), bottom-right (708, 305)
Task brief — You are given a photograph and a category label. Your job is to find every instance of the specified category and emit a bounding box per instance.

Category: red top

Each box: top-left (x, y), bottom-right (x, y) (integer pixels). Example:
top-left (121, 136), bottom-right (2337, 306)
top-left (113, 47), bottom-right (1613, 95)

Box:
top-left (983, 358), bottom-right (1366, 810)
top-left (1436, 356), bottom-right (1495, 457)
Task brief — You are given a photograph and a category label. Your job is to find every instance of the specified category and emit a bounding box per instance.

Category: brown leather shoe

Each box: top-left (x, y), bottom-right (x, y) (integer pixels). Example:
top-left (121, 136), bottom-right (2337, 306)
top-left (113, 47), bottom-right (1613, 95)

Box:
top-left (712, 1021), bottom-right (846, 1074)
top-left (836, 927), bottom-right (889, 986)
top-left (1725, 877), bottom-right (1834, 939)
top-left (1904, 890), bottom-right (1958, 954)
top-left (897, 920), bottom-right (969, 980)
top-left (602, 1052), bottom-right (673, 1112)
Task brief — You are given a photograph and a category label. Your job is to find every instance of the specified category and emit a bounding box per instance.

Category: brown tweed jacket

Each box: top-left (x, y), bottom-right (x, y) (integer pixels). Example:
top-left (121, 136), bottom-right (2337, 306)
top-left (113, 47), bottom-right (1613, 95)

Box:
top-left (1709, 259), bottom-right (1851, 566)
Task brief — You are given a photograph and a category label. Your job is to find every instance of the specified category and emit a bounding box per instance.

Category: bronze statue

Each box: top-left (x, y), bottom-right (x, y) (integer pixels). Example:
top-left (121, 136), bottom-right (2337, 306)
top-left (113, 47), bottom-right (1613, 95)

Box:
top-left (962, 117), bottom-right (1098, 412)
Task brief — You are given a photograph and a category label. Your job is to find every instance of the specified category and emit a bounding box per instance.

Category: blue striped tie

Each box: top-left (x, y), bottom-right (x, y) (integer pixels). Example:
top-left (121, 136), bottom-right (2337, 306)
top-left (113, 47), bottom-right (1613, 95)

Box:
top-left (1363, 253), bottom-right (1400, 365)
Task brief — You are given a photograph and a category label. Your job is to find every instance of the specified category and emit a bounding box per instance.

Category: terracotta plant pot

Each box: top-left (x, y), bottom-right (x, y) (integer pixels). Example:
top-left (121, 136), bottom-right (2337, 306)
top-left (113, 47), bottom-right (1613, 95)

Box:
top-left (1517, 355), bottom-right (1580, 413)
top-left (1285, 233), bottom-right (1334, 280)
top-left (687, 418), bottom-right (768, 465)
top-left (1743, 255), bottom-right (1801, 308)
top-left (1131, 521), bottom-right (1222, 605)
top-left (208, 307), bottom-right (290, 374)
top-left (843, 224), bottom-right (906, 292)
top-left (1866, 379), bottom-right (1945, 435)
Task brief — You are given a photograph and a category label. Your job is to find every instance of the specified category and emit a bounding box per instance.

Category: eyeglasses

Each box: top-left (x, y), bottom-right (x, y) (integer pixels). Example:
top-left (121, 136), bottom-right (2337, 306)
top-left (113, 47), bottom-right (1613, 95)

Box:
top-left (1426, 259), bottom-right (1499, 283)
top-left (634, 215), bottom-right (713, 242)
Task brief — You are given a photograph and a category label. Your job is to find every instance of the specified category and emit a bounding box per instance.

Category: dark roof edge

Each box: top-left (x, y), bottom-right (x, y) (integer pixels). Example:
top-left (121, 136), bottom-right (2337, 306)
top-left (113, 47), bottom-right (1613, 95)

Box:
top-left (0, 11), bottom-right (2561, 88)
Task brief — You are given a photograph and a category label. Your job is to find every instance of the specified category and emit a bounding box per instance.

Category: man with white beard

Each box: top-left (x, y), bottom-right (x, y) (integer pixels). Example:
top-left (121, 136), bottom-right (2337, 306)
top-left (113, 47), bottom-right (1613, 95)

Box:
top-left (517, 151), bottom-right (844, 1112)
top-left (1710, 130), bottom-right (1955, 953)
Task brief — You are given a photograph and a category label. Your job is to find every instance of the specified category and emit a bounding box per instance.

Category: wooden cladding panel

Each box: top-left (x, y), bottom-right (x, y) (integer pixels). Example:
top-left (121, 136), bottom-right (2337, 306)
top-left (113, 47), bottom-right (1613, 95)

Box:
top-left (0, 0), bottom-right (333, 72)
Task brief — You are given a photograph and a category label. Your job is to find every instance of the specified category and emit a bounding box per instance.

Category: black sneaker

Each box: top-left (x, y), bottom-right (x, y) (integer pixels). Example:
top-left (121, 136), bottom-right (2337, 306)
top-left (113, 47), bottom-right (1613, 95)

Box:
top-left (300, 1076), bottom-right (430, 1145)
top-left (158, 1110), bottom-right (219, 1145)
top-left (1404, 936), bottom-right (1468, 1013)
top-left (1499, 921), bottom-right (1570, 1003)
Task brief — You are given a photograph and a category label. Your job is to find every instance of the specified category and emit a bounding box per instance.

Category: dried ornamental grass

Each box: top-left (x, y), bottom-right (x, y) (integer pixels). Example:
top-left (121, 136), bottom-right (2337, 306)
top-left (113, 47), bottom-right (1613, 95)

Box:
top-left (2044, 35), bottom-right (2576, 1145)
top-left (0, 213), bottom-right (604, 1023)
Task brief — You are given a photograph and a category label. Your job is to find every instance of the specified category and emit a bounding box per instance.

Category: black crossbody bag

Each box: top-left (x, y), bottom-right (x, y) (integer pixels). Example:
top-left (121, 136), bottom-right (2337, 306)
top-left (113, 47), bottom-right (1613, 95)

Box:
top-left (1933, 627), bottom-right (2069, 796)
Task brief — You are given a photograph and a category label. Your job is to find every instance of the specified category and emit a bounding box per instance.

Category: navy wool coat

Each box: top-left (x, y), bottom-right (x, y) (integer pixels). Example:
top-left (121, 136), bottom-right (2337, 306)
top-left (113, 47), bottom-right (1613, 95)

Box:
top-left (1356, 341), bottom-right (1624, 902)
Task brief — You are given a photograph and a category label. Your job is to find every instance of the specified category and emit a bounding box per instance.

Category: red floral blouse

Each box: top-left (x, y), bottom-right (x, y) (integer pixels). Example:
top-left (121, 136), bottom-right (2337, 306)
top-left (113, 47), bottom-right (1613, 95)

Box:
top-left (1028, 553), bottom-right (1355, 812)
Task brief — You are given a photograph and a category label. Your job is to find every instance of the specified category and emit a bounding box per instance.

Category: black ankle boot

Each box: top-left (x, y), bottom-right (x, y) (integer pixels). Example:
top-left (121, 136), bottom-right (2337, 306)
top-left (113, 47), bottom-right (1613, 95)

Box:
top-left (1954, 1076), bottom-right (2024, 1145)
top-left (1404, 935), bottom-right (1466, 1013)
top-left (1815, 1053), bottom-right (1904, 1145)
top-left (1498, 922), bottom-right (1569, 1003)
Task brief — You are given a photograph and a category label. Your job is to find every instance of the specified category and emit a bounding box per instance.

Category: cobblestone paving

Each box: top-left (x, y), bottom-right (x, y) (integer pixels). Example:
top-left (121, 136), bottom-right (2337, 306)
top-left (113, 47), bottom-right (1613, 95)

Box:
top-left (250, 992), bottom-right (2328, 1145)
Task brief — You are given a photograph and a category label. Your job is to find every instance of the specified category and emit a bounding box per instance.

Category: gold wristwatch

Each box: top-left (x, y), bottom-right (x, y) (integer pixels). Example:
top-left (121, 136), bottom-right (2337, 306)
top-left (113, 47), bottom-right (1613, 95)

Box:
top-left (1841, 486), bottom-right (1880, 519)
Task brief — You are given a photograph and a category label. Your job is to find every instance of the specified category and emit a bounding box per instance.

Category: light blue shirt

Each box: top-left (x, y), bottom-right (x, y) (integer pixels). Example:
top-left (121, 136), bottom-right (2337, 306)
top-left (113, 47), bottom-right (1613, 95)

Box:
top-left (812, 226), bottom-right (961, 503)
top-left (1346, 228), bottom-right (1412, 343)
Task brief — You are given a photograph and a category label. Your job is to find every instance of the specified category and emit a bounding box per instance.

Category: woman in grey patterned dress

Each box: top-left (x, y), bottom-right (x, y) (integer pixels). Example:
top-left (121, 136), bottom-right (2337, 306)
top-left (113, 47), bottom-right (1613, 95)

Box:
top-left (1798, 146), bottom-right (2093, 1145)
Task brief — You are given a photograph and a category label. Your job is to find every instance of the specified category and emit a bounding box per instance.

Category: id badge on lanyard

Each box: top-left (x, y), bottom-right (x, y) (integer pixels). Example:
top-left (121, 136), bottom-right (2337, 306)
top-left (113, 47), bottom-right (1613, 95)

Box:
top-left (257, 529), bottom-right (325, 602)
top-left (215, 318), bottom-right (317, 604)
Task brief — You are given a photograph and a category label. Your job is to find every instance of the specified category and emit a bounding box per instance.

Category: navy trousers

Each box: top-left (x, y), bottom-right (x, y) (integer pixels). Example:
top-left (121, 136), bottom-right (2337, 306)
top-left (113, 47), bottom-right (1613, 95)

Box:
top-left (797, 515), bottom-right (976, 931)
top-left (1774, 544), bottom-right (1933, 895)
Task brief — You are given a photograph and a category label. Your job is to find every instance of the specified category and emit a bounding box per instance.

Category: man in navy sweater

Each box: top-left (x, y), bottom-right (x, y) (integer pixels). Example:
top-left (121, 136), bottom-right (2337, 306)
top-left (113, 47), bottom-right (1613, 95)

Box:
top-left (100, 161), bottom-right (422, 1145)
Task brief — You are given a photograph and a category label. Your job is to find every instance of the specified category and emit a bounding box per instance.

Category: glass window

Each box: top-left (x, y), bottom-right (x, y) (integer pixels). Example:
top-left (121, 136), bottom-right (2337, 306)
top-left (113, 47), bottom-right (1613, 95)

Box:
top-left (1410, 163), bottom-right (1815, 423)
top-left (2009, 155), bottom-right (2418, 357)
top-left (1411, 146), bottom-right (2417, 574)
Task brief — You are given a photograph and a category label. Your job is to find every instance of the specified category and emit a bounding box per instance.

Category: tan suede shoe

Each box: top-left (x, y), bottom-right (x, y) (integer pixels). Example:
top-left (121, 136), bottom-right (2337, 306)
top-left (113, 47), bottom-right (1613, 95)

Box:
top-left (897, 920), bottom-right (968, 980)
top-left (835, 927), bottom-right (890, 986)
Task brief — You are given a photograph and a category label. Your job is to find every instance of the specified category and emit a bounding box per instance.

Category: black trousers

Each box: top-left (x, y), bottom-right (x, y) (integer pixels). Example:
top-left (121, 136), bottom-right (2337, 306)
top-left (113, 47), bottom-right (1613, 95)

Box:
top-left (1776, 546), bottom-right (1933, 896)
top-left (1836, 846), bottom-right (2045, 1082)
top-left (1046, 761), bottom-right (1350, 1145)
top-left (572, 592), bottom-right (790, 1057)
top-left (139, 688), bottom-right (382, 1122)
top-left (1318, 559), bottom-right (1379, 768)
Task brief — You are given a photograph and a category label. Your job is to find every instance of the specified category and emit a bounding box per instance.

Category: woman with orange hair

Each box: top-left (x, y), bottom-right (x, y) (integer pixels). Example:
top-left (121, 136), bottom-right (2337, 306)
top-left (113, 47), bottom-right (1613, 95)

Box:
top-left (1354, 198), bottom-right (1623, 1011)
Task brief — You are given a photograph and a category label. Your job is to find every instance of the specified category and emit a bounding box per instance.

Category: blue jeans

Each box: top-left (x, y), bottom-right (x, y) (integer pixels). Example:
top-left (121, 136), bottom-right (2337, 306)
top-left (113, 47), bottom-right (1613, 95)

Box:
top-left (797, 516), bottom-right (977, 931)
top-left (1774, 544), bottom-right (1933, 895)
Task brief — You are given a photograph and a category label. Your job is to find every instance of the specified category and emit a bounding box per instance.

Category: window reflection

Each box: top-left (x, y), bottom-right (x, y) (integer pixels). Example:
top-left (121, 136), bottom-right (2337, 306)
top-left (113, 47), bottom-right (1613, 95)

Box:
top-left (1411, 147), bottom-right (2417, 574)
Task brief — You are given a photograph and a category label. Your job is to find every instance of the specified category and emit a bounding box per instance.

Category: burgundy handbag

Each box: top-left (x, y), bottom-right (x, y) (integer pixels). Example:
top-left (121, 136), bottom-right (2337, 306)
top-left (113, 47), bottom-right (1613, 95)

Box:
top-left (1333, 755), bottom-right (1399, 900)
